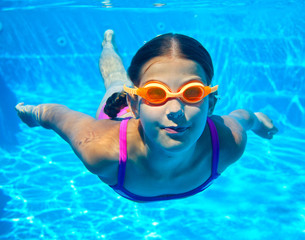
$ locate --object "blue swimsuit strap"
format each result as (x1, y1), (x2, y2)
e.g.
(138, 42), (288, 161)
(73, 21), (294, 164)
(207, 117), (220, 177)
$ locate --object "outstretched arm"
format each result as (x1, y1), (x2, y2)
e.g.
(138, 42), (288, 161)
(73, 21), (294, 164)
(15, 103), (117, 175)
(15, 103), (95, 142)
(212, 109), (278, 172)
(228, 109), (278, 139)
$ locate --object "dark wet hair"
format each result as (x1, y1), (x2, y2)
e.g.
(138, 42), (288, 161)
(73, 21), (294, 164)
(104, 33), (214, 118)
(128, 33), (213, 86)
(103, 91), (128, 118)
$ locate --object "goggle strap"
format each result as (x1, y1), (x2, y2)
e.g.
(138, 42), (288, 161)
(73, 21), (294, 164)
(210, 85), (218, 93)
(123, 85), (138, 95)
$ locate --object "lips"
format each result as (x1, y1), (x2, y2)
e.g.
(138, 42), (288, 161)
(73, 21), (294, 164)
(162, 126), (190, 134)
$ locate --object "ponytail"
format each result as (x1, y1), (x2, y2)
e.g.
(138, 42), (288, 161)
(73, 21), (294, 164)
(104, 91), (128, 118)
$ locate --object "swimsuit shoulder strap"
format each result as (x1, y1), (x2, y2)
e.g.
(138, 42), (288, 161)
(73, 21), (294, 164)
(207, 117), (220, 178)
(116, 118), (130, 187)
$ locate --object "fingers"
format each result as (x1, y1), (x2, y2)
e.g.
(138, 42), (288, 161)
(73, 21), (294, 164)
(15, 102), (25, 111)
(15, 103), (36, 113)
(254, 112), (279, 140)
(265, 126), (279, 139)
(15, 102), (33, 117)
(270, 126), (279, 135)
(266, 132), (274, 139)
(15, 103), (39, 127)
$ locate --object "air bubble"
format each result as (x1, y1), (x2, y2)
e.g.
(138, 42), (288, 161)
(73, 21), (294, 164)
(57, 36), (67, 47)
(157, 22), (165, 31)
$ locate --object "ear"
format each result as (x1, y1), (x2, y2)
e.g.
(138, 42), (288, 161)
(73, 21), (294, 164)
(208, 92), (218, 116)
(126, 93), (140, 119)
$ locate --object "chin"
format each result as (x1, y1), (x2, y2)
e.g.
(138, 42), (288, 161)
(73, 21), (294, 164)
(159, 138), (194, 154)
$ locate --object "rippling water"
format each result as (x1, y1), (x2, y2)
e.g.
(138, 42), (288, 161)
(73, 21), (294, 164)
(1, 1), (305, 239)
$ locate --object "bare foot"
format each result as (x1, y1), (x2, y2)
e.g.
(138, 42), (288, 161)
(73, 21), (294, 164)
(102, 29), (114, 47)
(102, 29), (120, 53)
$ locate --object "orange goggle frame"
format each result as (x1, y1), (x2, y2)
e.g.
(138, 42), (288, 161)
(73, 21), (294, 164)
(123, 81), (218, 105)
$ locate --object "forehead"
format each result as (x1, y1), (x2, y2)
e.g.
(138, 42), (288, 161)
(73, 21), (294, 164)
(139, 57), (207, 86)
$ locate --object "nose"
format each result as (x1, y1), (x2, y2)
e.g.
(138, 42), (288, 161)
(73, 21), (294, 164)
(166, 99), (184, 120)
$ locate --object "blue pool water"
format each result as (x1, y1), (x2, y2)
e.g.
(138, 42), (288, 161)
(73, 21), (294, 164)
(1, 1), (305, 239)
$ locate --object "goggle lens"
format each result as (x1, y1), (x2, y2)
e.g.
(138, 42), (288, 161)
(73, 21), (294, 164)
(147, 87), (167, 103)
(183, 86), (204, 102)
(146, 86), (204, 104)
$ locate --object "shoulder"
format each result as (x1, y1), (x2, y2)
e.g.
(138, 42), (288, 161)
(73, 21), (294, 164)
(73, 119), (121, 176)
(74, 118), (143, 184)
(210, 115), (247, 172)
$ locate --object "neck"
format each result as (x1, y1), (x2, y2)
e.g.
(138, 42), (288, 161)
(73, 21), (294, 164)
(143, 139), (197, 179)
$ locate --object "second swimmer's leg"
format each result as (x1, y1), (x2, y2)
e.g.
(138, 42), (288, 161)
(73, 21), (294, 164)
(96, 30), (132, 119)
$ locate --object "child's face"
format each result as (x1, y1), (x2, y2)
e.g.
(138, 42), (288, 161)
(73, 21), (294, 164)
(135, 56), (210, 153)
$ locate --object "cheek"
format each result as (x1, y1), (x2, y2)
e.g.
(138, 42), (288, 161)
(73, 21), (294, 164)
(139, 103), (164, 122)
(186, 100), (208, 119)
(138, 103), (164, 137)
(185, 101), (209, 132)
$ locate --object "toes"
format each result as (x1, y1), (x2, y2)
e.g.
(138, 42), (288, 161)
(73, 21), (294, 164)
(102, 29), (115, 47)
(105, 29), (114, 40)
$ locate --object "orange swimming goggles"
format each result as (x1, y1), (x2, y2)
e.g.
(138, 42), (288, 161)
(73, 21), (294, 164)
(123, 81), (218, 105)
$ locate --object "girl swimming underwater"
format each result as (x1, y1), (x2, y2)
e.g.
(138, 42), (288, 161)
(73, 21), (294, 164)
(15, 30), (278, 202)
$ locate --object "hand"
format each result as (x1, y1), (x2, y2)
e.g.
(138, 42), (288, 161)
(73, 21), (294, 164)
(252, 112), (278, 139)
(15, 103), (39, 127)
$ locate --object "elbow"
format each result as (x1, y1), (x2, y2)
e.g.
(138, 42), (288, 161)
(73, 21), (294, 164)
(80, 154), (104, 175)
(81, 154), (114, 176)
(85, 163), (102, 175)
(229, 110), (255, 131)
(232, 130), (247, 162)
(81, 156), (99, 174)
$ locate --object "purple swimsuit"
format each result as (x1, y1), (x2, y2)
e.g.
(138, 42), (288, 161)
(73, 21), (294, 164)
(99, 107), (220, 202)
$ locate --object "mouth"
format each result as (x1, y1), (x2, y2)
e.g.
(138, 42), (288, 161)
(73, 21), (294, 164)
(161, 126), (190, 134)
